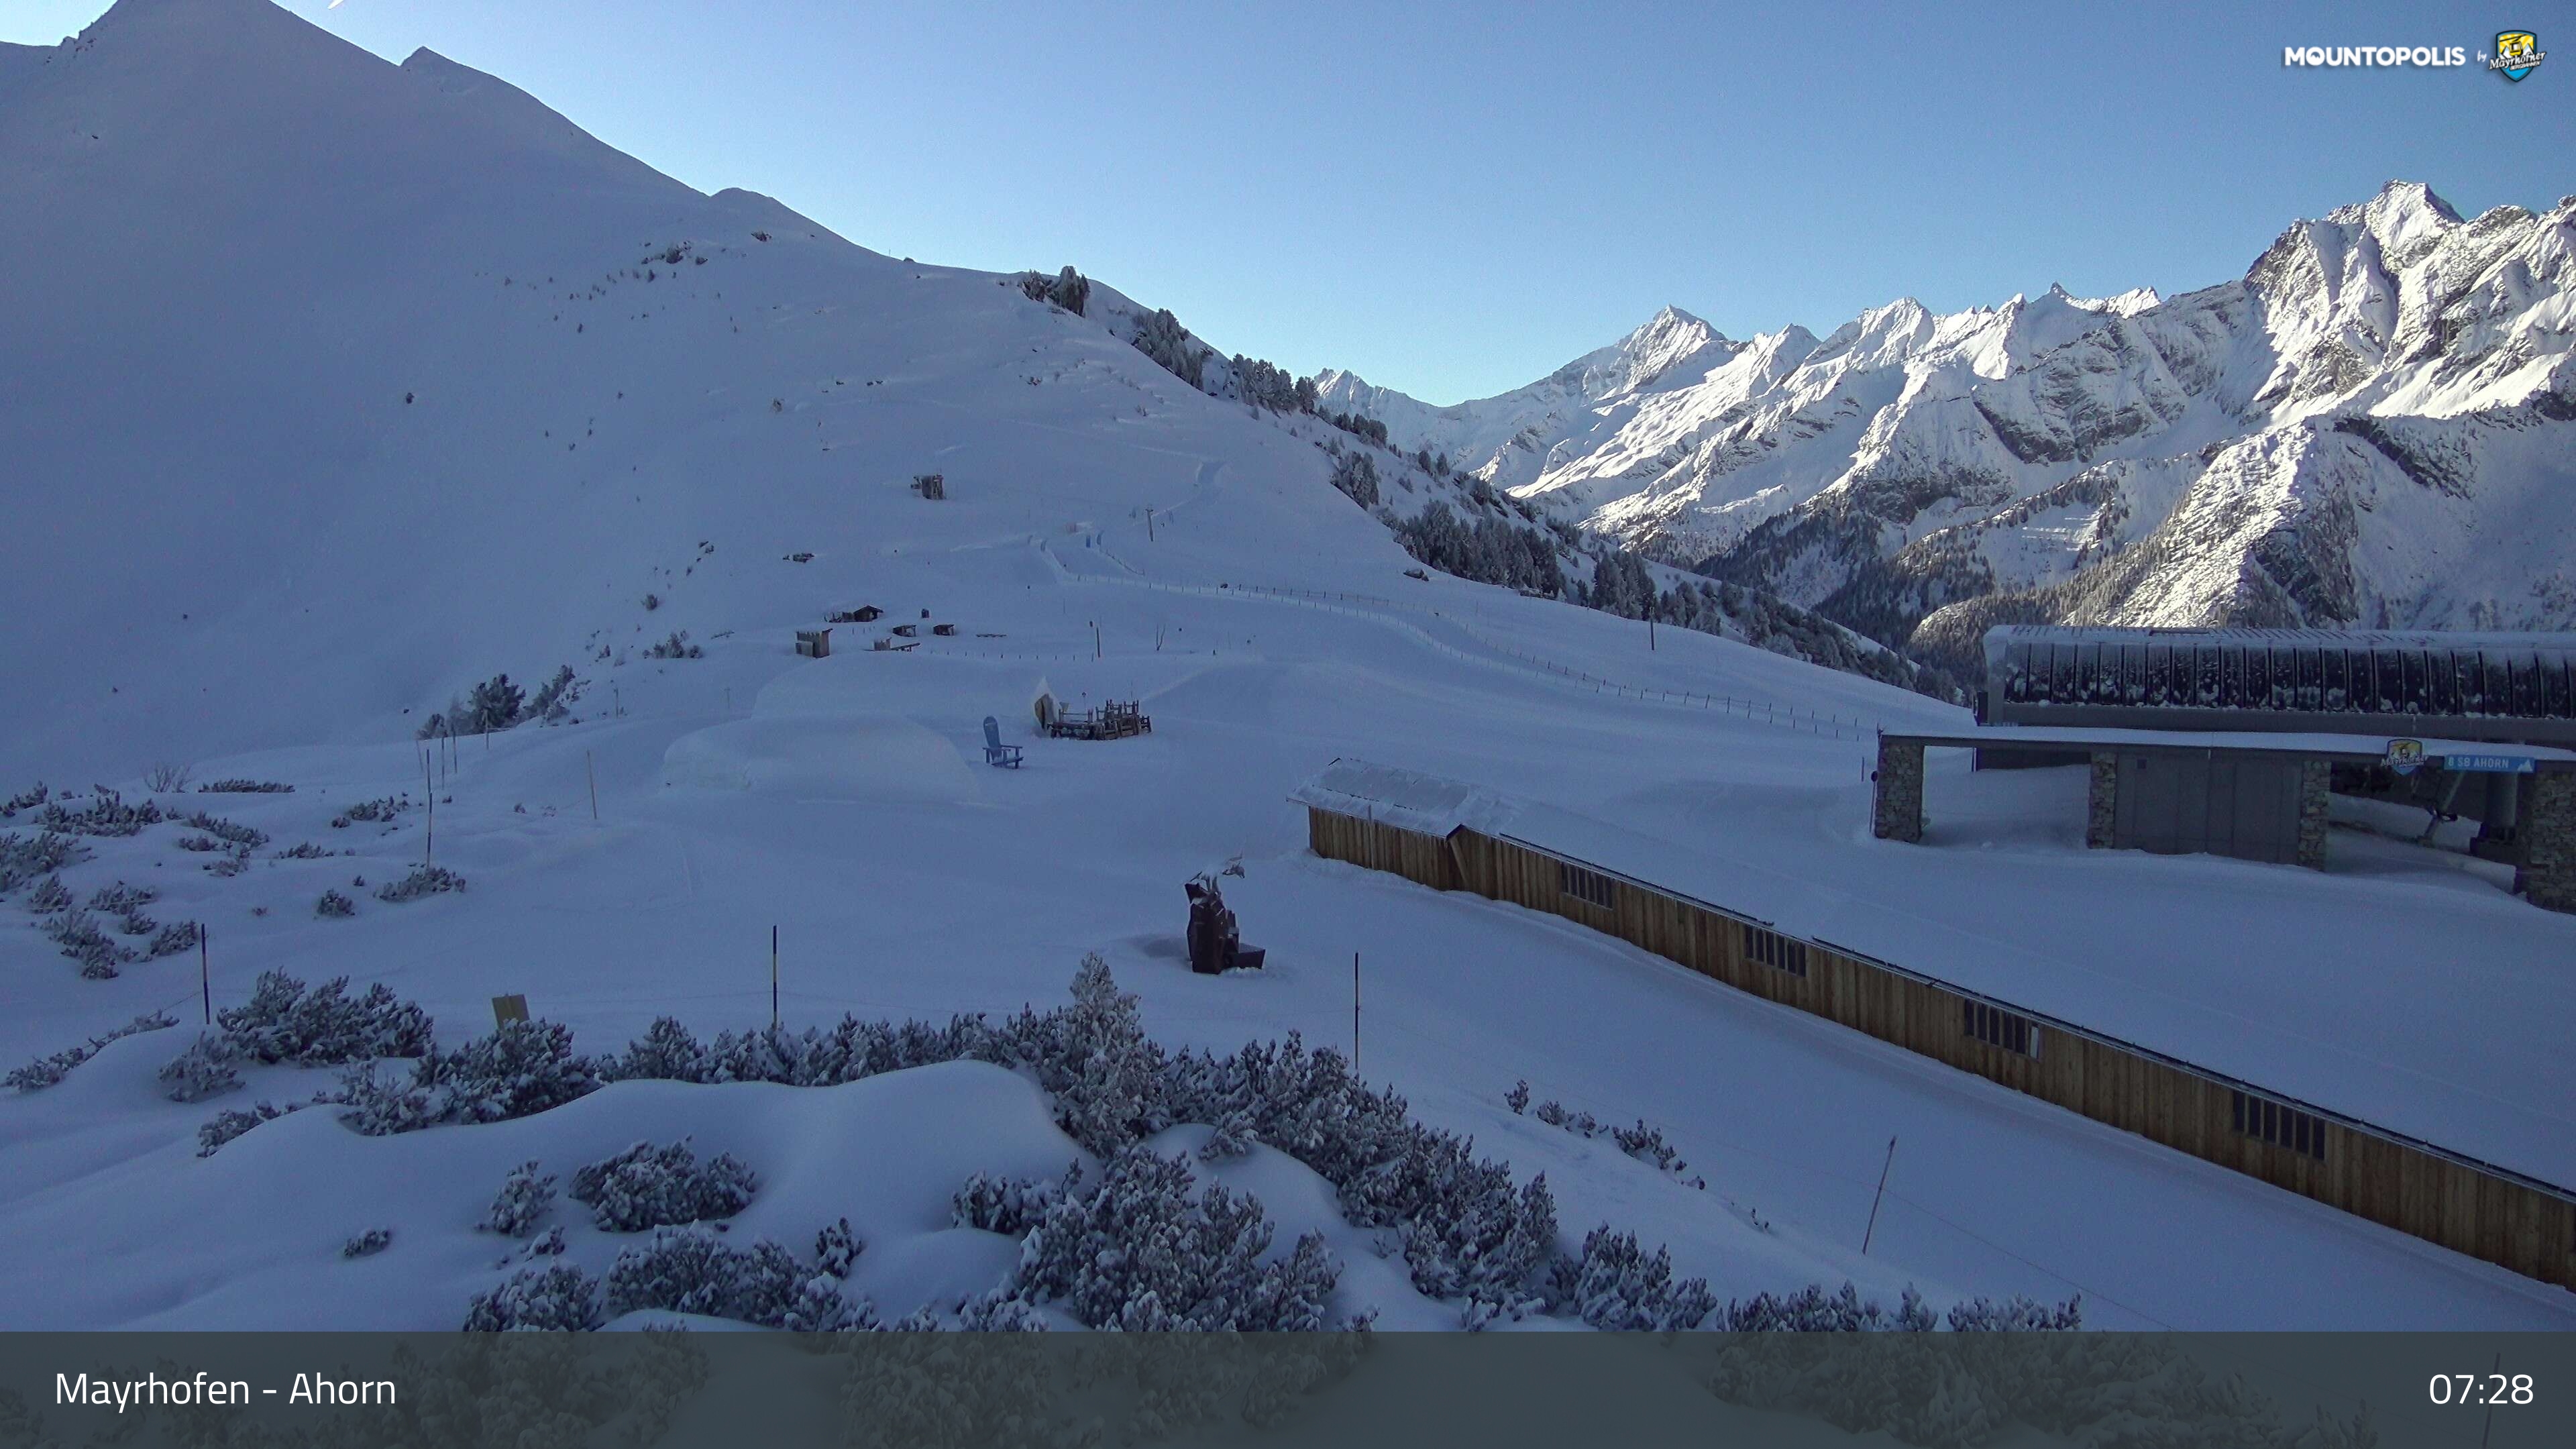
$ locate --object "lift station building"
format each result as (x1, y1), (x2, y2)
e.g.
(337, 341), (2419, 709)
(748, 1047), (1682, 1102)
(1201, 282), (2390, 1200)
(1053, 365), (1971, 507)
(1870, 626), (2576, 912)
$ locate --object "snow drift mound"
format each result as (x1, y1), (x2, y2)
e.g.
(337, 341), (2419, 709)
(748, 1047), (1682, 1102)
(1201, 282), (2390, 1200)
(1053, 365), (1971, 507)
(660, 716), (980, 804)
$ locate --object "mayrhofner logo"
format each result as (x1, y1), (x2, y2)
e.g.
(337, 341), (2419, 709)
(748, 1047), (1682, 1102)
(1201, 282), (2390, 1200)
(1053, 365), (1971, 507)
(2282, 44), (2469, 68)
(2485, 30), (2544, 80)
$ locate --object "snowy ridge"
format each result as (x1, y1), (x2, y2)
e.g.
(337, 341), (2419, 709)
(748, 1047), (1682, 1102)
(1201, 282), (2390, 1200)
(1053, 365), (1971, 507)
(1332, 184), (2576, 680)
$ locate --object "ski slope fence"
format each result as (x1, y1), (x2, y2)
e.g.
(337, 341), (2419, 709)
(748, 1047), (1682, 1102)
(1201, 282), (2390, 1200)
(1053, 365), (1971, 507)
(1303, 804), (2576, 1295)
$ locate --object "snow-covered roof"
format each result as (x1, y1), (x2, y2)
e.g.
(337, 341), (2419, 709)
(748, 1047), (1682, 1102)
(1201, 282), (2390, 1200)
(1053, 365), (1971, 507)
(1986, 624), (2576, 659)
(1884, 724), (2576, 763)
(1289, 757), (1517, 838)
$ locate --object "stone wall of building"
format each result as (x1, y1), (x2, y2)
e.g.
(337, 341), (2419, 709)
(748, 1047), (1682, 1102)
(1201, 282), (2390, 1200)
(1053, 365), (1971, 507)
(1872, 739), (1924, 843)
(2086, 751), (2119, 850)
(2296, 759), (2332, 868)
(2522, 770), (2576, 914)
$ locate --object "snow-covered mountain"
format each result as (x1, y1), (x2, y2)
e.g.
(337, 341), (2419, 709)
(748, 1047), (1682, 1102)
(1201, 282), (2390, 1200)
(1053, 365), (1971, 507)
(1335, 183), (2576, 682)
(0, 0), (1418, 782)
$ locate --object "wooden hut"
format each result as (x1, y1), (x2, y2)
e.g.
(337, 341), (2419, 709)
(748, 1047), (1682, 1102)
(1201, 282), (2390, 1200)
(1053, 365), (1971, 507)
(793, 628), (831, 659)
(1289, 757), (2576, 1293)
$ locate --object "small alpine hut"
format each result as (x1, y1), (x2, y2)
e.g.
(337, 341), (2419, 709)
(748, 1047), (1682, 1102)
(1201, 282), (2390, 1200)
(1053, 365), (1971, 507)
(794, 627), (832, 659)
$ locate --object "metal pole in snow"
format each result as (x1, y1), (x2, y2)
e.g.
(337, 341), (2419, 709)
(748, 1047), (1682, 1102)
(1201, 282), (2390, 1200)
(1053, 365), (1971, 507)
(771, 925), (780, 1031)
(423, 749), (434, 864)
(1862, 1136), (1898, 1254)
(1352, 952), (1360, 1077)
(586, 751), (599, 822)
(199, 925), (210, 1026)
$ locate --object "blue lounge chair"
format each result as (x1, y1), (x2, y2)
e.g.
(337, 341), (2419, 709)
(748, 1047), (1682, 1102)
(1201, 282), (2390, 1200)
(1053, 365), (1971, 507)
(983, 716), (1023, 769)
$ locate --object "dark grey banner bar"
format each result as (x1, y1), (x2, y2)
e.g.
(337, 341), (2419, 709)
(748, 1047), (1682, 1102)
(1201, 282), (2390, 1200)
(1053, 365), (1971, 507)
(5, 1332), (2570, 1447)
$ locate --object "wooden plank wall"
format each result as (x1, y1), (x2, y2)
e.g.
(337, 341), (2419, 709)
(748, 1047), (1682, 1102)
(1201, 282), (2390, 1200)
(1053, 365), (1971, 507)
(1307, 806), (2576, 1293)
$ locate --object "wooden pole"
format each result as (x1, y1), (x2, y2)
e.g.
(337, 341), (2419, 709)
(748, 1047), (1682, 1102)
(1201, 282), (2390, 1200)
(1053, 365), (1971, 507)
(586, 751), (599, 821)
(771, 925), (780, 1030)
(423, 749), (434, 863)
(199, 924), (210, 1026)
(1862, 1136), (1898, 1254)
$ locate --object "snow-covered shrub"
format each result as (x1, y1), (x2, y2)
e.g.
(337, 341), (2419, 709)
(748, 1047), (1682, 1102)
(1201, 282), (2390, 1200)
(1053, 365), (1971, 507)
(342, 1228), (393, 1259)
(1946, 1295), (2084, 1331)
(146, 920), (199, 958)
(1505, 1079), (1530, 1114)
(1197, 1107), (1258, 1162)
(25, 873), (73, 913)
(195, 1100), (301, 1155)
(329, 796), (408, 828)
(275, 841), (331, 860)
(376, 864), (466, 902)
(115, 909), (158, 936)
(814, 1218), (861, 1279)
(599, 1017), (708, 1081)
(1611, 1119), (1682, 1172)
(47, 911), (136, 977)
(6, 1011), (177, 1092)
(143, 762), (195, 793)
(174, 834), (220, 852)
(1002, 1146), (1338, 1331)
(1551, 1226), (1716, 1331)
(315, 889), (356, 918)
(1008, 953), (1170, 1155)
(484, 1161), (559, 1237)
(601, 1228), (865, 1330)
(1, 782), (48, 817)
(158, 1033), (244, 1103)
(424, 1019), (598, 1124)
(1399, 1174), (1559, 1326)
(569, 1138), (756, 1231)
(951, 1170), (1065, 1238)
(217, 970), (432, 1064)
(1016, 265), (1090, 315)
(37, 789), (162, 837)
(180, 810), (266, 850)
(1704, 1295), (2330, 1449)
(644, 631), (703, 659)
(524, 665), (584, 723)
(198, 779), (292, 794)
(0, 832), (87, 895)
(463, 1264), (602, 1332)
(87, 881), (156, 914)
(203, 851), (249, 877)
(1715, 1281), (1945, 1332)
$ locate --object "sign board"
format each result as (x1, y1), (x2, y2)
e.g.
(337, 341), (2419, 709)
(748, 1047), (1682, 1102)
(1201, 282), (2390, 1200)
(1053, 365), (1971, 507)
(2383, 739), (2426, 776)
(491, 994), (529, 1026)
(2440, 753), (2537, 774)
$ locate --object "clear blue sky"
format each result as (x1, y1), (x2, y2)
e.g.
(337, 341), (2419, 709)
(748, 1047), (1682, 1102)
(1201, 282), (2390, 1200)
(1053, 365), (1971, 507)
(13, 1), (2570, 403)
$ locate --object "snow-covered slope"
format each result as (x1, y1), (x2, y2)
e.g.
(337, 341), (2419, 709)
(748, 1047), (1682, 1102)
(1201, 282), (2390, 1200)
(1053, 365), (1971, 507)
(1336, 184), (2576, 680)
(6, 0), (2573, 1338)
(0, 0), (1405, 784)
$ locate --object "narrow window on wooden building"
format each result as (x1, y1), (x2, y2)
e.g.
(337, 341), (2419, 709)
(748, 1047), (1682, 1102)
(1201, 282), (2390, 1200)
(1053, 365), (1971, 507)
(1557, 861), (1616, 910)
(1960, 998), (2041, 1059)
(2230, 1089), (2326, 1161)
(1745, 926), (1807, 978)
